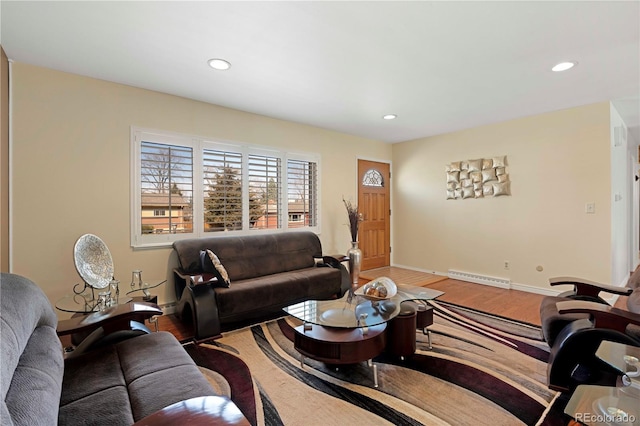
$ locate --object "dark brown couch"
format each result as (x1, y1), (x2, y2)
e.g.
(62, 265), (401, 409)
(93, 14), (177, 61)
(172, 231), (350, 340)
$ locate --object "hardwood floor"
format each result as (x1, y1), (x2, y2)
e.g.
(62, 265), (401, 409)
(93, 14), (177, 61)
(426, 278), (545, 325)
(359, 267), (447, 287)
(156, 269), (556, 340)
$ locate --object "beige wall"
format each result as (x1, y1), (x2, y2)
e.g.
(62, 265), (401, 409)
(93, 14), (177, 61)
(391, 103), (612, 291)
(11, 63), (391, 314)
(1, 46), (8, 272)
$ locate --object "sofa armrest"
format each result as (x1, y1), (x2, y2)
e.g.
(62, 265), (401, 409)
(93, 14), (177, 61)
(173, 268), (218, 286)
(550, 276), (633, 298)
(556, 300), (640, 333)
(173, 268), (220, 300)
(328, 254), (349, 262)
(318, 254), (349, 268)
(316, 254), (351, 296)
(190, 273), (220, 285)
(132, 396), (250, 426)
(57, 302), (162, 336)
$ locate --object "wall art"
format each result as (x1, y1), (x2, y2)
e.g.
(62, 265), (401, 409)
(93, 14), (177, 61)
(446, 155), (510, 200)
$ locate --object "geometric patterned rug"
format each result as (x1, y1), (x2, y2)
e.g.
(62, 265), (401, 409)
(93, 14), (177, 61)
(184, 301), (566, 425)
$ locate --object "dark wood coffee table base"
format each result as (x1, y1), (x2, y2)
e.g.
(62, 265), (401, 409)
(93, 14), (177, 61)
(293, 323), (386, 387)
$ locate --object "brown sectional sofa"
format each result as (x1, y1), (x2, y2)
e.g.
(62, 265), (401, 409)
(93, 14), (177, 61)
(173, 231), (350, 340)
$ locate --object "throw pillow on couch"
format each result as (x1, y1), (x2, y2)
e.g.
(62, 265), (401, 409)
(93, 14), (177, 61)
(199, 249), (231, 287)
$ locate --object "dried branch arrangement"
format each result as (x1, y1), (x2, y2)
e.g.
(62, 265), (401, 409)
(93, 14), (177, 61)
(343, 197), (361, 242)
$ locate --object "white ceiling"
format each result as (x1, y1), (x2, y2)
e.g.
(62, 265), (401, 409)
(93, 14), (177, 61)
(1, 1), (639, 144)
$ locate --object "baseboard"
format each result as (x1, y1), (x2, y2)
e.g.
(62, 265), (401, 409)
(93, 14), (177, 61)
(448, 269), (511, 289)
(390, 263), (448, 277)
(450, 274), (619, 302)
(390, 265), (625, 303)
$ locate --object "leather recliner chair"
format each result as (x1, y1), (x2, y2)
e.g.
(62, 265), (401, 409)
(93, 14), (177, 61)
(539, 277), (633, 347)
(539, 274), (640, 392)
(545, 299), (640, 392)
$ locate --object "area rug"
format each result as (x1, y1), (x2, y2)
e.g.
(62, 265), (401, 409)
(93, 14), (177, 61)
(183, 301), (565, 426)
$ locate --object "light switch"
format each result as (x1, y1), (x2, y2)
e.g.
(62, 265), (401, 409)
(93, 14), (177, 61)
(585, 203), (595, 214)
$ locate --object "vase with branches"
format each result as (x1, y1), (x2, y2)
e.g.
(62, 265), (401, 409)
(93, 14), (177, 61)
(343, 198), (362, 242)
(343, 197), (363, 287)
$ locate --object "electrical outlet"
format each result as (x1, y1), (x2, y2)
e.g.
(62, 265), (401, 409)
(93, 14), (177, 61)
(504, 261), (509, 270)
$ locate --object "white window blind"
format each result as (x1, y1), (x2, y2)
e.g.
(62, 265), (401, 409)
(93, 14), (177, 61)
(139, 140), (193, 236)
(287, 159), (317, 228)
(249, 153), (282, 230)
(203, 148), (243, 232)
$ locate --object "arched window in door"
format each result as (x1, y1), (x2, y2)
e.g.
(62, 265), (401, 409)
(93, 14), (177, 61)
(362, 169), (384, 187)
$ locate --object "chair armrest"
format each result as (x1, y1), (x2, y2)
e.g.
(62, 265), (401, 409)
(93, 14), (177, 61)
(57, 302), (162, 336)
(550, 276), (633, 297)
(132, 396), (250, 426)
(556, 300), (640, 333)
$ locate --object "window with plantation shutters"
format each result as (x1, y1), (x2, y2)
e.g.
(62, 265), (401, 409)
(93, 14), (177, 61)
(138, 140), (194, 239)
(287, 159), (317, 228)
(249, 153), (281, 230)
(131, 127), (320, 248)
(203, 148), (243, 232)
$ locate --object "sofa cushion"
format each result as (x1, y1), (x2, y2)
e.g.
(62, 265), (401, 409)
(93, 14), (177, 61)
(540, 295), (589, 346)
(173, 232), (322, 279)
(215, 267), (341, 321)
(59, 387), (133, 426)
(60, 332), (217, 424)
(1, 273), (63, 426)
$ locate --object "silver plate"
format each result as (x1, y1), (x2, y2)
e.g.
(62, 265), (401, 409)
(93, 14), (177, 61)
(73, 234), (114, 289)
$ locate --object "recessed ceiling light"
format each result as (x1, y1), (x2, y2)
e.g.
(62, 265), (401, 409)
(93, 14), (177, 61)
(208, 58), (231, 71)
(383, 114), (397, 120)
(552, 61), (577, 72)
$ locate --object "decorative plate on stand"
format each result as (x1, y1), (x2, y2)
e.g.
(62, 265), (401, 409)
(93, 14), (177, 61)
(73, 234), (114, 289)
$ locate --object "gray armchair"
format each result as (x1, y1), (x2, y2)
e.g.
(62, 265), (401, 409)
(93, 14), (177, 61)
(1, 273), (63, 425)
(1, 273), (248, 425)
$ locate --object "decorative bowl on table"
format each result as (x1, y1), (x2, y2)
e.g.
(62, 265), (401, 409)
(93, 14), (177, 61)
(73, 234), (114, 289)
(355, 276), (398, 301)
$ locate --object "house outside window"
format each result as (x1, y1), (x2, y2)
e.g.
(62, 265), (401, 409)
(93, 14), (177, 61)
(131, 127), (320, 248)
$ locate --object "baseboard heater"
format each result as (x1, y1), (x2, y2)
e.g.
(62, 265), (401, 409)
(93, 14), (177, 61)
(159, 302), (177, 315)
(447, 269), (511, 289)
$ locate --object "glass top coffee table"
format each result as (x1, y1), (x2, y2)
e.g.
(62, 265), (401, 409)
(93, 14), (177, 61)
(284, 283), (443, 328)
(283, 284), (443, 387)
